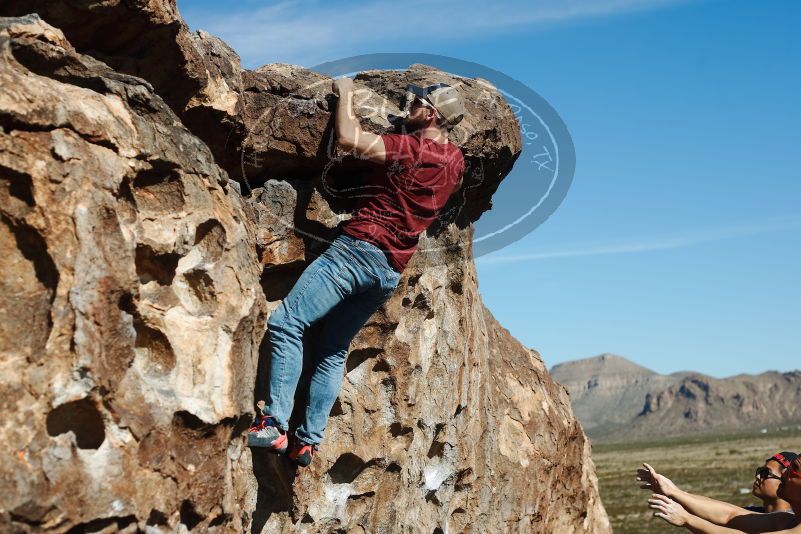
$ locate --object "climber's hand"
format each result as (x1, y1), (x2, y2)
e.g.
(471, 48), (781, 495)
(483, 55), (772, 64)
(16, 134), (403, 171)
(648, 494), (690, 526)
(637, 463), (679, 498)
(332, 77), (354, 96)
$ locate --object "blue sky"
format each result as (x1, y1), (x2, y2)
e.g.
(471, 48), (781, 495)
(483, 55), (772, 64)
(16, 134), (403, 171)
(180, 0), (800, 377)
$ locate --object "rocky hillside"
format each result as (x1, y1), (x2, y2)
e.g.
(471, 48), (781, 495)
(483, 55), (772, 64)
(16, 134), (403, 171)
(551, 354), (801, 442)
(550, 354), (680, 436)
(0, 4), (609, 533)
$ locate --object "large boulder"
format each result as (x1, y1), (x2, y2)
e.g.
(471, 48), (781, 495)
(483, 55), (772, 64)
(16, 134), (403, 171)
(0, 1), (521, 227)
(0, 15), (266, 531)
(0, 0), (234, 120)
(258, 223), (611, 532)
(0, 11), (610, 534)
(0, 0), (248, 179)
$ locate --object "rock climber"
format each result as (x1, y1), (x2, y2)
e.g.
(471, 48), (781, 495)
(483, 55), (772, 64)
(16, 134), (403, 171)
(247, 77), (467, 467)
(638, 452), (801, 532)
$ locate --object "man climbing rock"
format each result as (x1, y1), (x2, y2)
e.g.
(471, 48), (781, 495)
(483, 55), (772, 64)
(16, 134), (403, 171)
(247, 77), (467, 467)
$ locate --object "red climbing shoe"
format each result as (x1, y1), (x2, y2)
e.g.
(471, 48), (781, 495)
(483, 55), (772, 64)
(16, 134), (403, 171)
(287, 435), (318, 467)
(247, 413), (288, 453)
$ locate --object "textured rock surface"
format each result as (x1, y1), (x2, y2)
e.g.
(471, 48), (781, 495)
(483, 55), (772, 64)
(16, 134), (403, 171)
(0, 0), (225, 118)
(632, 371), (801, 440)
(0, 0), (521, 226)
(245, 226), (610, 533)
(205, 61), (522, 229)
(0, 12), (610, 534)
(0, 0), (247, 177)
(0, 15), (265, 531)
(551, 354), (801, 442)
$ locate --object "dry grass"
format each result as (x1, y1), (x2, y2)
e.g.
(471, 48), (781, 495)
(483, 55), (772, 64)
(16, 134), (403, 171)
(592, 428), (801, 534)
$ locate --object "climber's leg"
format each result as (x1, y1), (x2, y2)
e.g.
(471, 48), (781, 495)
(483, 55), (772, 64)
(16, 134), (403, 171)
(262, 233), (388, 432)
(295, 242), (401, 446)
(263, 238), (353, 430)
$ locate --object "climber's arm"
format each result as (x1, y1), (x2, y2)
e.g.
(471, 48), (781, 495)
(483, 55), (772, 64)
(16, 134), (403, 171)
(332, 77), (386, 164)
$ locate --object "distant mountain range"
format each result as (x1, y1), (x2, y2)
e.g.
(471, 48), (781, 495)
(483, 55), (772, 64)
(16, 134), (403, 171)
(550, 354), (801, 442)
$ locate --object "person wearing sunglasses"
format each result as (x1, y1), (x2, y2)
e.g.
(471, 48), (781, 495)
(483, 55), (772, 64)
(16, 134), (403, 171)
(247, 77), (467, 466)
(638, 452), (801, 532)
(746, 454), (796, 513)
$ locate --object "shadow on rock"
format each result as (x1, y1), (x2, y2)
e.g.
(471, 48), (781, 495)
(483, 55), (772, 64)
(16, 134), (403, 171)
(250, 452), (298, 533)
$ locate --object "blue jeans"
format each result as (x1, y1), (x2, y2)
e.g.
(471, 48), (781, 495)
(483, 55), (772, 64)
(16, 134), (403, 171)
(263, 232), (401, 445)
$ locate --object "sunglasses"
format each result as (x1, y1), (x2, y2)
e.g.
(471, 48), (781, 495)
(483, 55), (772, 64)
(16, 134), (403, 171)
(411, 96), (445, 123)
(412, 97), (445, 119)
(755, 467), (782, 481)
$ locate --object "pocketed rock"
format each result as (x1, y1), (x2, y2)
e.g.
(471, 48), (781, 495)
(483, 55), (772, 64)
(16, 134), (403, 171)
(258, 225), (611, 533)
(0, 1), (522, 227)
(0, 15), (265, 531)
(0, 0), (248, 176)
(0, 0), (230, 119)
(201, 60), (523, 230)
(0, 13), (610, 534)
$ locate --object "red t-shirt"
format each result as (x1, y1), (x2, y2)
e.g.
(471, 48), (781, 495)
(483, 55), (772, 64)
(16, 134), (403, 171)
(341, 133), (465, 272)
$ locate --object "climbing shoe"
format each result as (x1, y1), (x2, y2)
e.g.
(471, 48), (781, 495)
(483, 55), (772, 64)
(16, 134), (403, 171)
(247, 413), (288, 453)
(287, 435), (318, 467)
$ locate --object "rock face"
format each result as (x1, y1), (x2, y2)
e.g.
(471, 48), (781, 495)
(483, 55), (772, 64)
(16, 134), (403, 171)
(0, 14), (266, 531)
(482, 312), (609, 533)
(551, 354), (801, 442)
(0, 11), (609, 534)
(2, 1), (519, 227)
(0, 0), (234, 123)
(247, 231), (610, 533)
(633, 371), (801, 440)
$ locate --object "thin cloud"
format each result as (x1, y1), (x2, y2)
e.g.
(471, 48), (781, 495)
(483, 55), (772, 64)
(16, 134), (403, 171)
(476, 217), (801, 265)
(182, 0), (693, 68)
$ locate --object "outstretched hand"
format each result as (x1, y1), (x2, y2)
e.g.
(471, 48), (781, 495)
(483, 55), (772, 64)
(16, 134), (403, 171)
(637, 463), (679, 497)
(648, 493), (690, 526)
